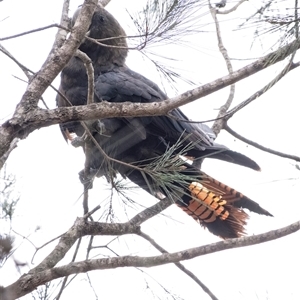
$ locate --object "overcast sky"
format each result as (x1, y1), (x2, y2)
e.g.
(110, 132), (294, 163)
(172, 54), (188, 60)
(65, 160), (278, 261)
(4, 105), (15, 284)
(1, 0), (300, 299)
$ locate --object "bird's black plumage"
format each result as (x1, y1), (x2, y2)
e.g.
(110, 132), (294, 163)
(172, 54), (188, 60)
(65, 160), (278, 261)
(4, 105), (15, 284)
(57, 6), (272, 239)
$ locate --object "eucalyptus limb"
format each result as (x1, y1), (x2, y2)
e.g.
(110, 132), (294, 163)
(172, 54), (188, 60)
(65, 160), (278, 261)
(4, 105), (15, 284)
(3, 218), (300, 300)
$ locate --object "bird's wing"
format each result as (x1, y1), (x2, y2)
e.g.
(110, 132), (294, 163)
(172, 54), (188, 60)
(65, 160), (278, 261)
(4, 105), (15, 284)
(94, 67), (260, 170)
(95, 67), (214, 148)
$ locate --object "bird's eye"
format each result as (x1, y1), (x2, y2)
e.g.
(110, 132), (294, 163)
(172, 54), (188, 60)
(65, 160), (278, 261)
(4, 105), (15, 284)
(96, 14), (105, 23)
(91, 14), (105, 27)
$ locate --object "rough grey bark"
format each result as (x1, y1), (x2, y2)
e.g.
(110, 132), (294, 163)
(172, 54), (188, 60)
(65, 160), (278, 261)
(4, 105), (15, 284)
(0, 0), (99, 167)
(3, 217), (300, 300)
(1, 36), (300, 165)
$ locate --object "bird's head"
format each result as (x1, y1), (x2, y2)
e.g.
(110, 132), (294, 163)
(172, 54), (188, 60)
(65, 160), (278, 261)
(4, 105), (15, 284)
(72, 5), (128, 67)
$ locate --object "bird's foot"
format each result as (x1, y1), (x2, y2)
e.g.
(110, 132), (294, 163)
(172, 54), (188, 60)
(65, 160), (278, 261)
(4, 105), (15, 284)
(78, 168), (100, 189)
(93, 120), (106, 135)
(71, 136), (85, 148)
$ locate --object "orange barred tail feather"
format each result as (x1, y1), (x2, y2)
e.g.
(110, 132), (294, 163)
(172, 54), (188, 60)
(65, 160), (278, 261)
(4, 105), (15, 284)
(177, 182), (248, 239)
(201, 174), (273, 217)
(176, 176), (272, 239)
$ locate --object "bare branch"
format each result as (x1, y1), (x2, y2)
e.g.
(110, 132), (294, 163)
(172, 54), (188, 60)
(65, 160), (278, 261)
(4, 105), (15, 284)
(0, 0), (99, 168)
(98, 0), (111, 7)
(0, 24), (70, 41)
(31, 234), (63, 265)
(2, 34), (300, 164)
(139, 231), (219, 300)
(52, 0), (71, 50)
(0, 44), (51, 110)
(83, 182), (90, 214)
(224, 61), (300, 121)
(4, 219), (300, 300)
(217, 0), (248, 14)
(84, 205), (101, 219)
(209, 4), (235, 136)
(224, 124), (300, 162)
(29, 218), (139, 275)
(27, 199), (173, 277)
(129, 198), (174, 226)
(0, 44), (33, 78)
(55, 237), (82, 300)
(0, 138), (19, 169)
(75, 50), (94, 105)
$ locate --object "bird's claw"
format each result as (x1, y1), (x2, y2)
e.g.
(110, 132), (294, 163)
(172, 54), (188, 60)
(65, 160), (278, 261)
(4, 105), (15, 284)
(71, 136), (85, 148)
(78, 168), (99, 189)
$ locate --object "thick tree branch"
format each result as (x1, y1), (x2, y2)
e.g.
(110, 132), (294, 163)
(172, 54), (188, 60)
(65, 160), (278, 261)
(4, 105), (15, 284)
(4, 219), (300, 300)
(27, 199), (172, 277)
(99, 0), (111, 7)
(0, 0), (98, 168)
(2, 35), (300, 163)
(52, 0), (71, 50)
(0, 138), (19, 169)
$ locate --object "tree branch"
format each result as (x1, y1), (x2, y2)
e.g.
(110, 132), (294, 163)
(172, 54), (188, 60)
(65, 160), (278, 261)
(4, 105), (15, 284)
(52, 0), (71, 50)
(2, 34), (300, 164)
(138, 231), (219, 300)
(0, 24), (70, 42)
(129, 198), (174, 226)
(29, 218), (140, 275)
(99, 0), (111, 7)
(0, 0), (98, 167)
(224, 60), (300, 121)
(75, 50), (94, 105)
(209, 4), (235, 136)
(0, 44), (32, 78)
(216, 0), (248, 14)
(4, 219), (300, 300)
(0, 138), (19, 169)
(225, 124), (300, 162)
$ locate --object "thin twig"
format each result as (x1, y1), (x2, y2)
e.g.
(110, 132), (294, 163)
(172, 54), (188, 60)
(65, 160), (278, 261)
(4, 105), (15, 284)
(31, 234), (64, 265)
(83, 187), (90, 214)
(209, 4), (235, 136)
(75, 50), (94, 105)
(86, 273), (99, 300)
(0, 44), (32, 78)
(225, 124), (300, 162)
(0, 24), (70, 41)
(55, 237), (82, 300)
(224, 61), (300, 121)
(138, 231), (219, 300)
(217, 0), (248, 14)
(85, 36), (145, 50)
(129, 198), (174, 227)
(83, 205), (101, 219)
(5, 219), (300, 299)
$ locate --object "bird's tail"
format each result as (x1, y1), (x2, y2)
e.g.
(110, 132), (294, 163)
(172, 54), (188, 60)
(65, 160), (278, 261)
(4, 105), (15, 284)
(196, 148), (261, 171)
(176, 172), (273, 239)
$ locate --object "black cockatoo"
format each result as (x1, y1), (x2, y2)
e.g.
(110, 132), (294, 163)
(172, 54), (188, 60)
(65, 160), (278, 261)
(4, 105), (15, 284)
(57, 5), (272, 239)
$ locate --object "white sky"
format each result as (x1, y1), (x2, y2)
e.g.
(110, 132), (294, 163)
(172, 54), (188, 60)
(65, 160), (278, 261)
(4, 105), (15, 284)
(1, 0), (300, 299)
